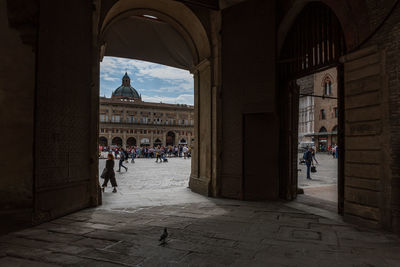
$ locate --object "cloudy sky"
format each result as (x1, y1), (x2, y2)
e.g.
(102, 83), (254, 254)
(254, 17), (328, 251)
(100, 57), (194, 105)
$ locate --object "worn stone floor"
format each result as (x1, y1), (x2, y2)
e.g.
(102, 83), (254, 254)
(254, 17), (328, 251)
(1, 158), (400, 266)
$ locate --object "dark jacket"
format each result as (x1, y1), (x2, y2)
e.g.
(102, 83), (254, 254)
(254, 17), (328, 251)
(304, 151), (313, 165)
(104, 159), (115, 178)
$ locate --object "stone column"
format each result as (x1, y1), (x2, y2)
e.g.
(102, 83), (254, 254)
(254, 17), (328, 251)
(122, 130), (127, 148)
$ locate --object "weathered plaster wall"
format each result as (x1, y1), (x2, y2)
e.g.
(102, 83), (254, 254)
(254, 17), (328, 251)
(220, 0), (278, 199)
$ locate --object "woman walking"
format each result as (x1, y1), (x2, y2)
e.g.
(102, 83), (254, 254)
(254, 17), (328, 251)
(101, 153), (118, 193)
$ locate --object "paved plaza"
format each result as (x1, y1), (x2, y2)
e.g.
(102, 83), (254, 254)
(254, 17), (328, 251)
(297, 153), (338, 204)
(1, 157), (400, 266)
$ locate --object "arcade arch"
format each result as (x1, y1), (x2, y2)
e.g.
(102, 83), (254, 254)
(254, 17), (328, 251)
(127, 137), (137, 147)
(98, 0), (213, 196)
(166, 131), (176, 146)
(99, 136), (108, 147)
(278, 2), (345, 211)
(112, 137), (123, 147)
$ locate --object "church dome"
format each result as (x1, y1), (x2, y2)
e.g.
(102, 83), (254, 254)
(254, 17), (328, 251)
(112, 72), (141, 99)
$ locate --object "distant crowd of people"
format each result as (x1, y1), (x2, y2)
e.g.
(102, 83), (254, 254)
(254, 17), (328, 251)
(100, 145), (192, 161)
(318, 144), (339, 158)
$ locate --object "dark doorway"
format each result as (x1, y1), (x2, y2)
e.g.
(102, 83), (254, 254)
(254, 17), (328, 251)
(166, 131), (175, 146)
(243, 113), (279, 200)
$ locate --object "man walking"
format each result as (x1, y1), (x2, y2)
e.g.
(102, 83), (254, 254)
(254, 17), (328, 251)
(304, 147), (313, 180)
(117, 148), (128, 172)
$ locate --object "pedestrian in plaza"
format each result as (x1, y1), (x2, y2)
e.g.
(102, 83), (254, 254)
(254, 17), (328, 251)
(179, 145), (183, 157)
(117, 149), (128, 172)
(304, 147), (314, 180)
(155, 146), (162, 163)
(101, 153), (117, 193)
(332, 144), (337, 159)
(183, 145), (189, 159)
(335, 145), (339, 159)
(131, 147), (135, 163)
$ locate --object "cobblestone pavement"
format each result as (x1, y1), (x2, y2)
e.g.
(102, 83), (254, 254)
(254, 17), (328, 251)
(298, 153), (338, 203)
(1, 158), (400, 266)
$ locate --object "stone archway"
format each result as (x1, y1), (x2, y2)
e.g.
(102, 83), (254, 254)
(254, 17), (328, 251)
(98, 0), (214, 196)
(126, 137), (136, 147)
(166, 131), (175, 146)
(278, 2), (346, 205)
(112, 137), (123, 147)
(99, 136), (108, 147)
(179, 138), (187, 145)
(154, 138), (162, 147)
(99, 0), (214, 195)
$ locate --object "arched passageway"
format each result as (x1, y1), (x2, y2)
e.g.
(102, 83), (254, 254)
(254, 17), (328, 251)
(154, 138), (162, 146)
(99, 136), (108, 147)
(126, 137), (136, 147)
(278, 2), (346, 211)
(166, 131), (175, 146)
(179, 138), (187, 145)
(112, 137), (123, 147)
(99, 0), (213, 197)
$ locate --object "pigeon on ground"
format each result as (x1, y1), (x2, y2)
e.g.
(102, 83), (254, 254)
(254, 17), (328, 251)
(159, 228), (168, 245)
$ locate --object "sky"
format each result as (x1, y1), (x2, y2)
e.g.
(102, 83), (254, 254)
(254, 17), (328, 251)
(100, 57), (194, 105)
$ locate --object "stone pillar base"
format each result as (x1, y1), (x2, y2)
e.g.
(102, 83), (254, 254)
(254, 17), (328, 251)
(189, 174), (210, 197)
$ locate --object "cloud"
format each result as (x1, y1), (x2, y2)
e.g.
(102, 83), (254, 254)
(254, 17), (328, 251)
(100, 57), (194, 105)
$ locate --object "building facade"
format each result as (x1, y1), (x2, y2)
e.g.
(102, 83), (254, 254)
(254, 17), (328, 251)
(99, 73), (194, 148)
(298, 68), (338, 151)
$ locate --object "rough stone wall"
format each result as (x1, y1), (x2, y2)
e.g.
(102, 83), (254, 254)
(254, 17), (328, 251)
(361, 2), (400, 233)
(0, 0), (35, 218)
(33, 0), (96, 222)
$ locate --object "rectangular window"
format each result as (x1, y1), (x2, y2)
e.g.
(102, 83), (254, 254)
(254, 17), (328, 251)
(321, 109), (326, 120)
(334, 107), (338, 118)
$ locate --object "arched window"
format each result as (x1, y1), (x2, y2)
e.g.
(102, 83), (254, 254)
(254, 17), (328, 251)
(323, 76), (332, 96)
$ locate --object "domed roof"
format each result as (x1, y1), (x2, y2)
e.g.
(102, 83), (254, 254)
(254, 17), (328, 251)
(112, 85), (140, 98)
(112, 72), (141, 99)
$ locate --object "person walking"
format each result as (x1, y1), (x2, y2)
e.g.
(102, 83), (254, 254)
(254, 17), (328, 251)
(183, 145), (189, 159)
(101, 153), (118, 193)
(131, 147), (135, 163)
(116, 149), (128, 172)
(155, 146), (161, 163)
(304, 147), (314, 180)
(332, 144), (337, 158)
